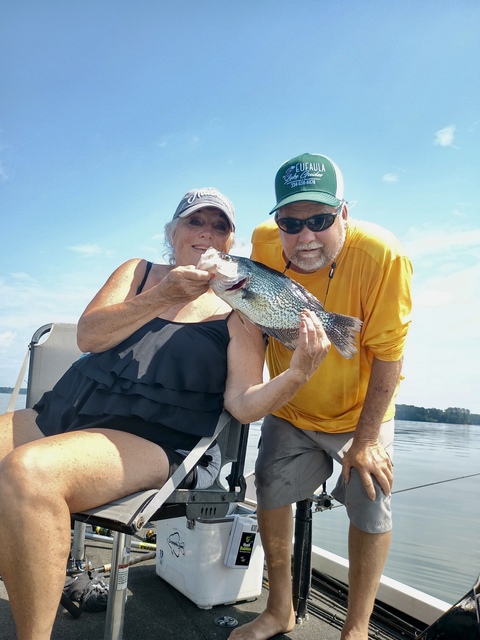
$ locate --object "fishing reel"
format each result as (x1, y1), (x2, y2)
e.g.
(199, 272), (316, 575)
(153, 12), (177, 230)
(312, 483), (334, 512)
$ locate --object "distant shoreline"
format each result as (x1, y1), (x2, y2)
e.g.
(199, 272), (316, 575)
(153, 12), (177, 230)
(0, 387), (27, 395)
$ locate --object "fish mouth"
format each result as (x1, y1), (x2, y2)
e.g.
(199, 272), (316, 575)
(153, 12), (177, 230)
(226, 277), (247, 291)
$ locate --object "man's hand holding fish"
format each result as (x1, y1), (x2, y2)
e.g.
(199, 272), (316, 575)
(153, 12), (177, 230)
(289, 309), (331, 383)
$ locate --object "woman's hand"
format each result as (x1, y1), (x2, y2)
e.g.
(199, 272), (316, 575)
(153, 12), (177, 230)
(154, 266), (212, 307)
(289, 309), (331, 382)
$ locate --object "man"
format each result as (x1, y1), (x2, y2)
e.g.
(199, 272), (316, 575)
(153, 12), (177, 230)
(230, 152), (412, 640)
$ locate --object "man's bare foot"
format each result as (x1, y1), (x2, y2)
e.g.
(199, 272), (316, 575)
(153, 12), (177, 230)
(228, 609), (296, 640)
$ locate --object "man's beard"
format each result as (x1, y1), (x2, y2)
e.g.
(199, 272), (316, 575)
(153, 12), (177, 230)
(287, 219), (347, 273)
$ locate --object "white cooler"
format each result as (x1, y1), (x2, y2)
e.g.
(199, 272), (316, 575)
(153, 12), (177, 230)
(155, 509), (264, 609)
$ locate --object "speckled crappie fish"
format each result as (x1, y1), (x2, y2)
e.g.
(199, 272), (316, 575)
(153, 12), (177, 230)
(197, 248), (362, 359)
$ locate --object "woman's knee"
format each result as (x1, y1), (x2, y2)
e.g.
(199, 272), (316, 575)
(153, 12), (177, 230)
(0, 409), (44, 462)
(0, 445), (57, 502)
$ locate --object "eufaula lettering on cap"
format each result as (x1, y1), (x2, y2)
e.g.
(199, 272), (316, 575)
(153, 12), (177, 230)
(284, 161), (328, 185)
(174, 187), (236, 230)
(269, 153), (344, 215)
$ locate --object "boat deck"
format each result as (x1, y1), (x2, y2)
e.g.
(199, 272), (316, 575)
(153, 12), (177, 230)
(0, 530), (423, 640)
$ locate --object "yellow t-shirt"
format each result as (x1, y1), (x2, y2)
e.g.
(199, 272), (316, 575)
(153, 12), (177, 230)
(251, 218), (413, 433)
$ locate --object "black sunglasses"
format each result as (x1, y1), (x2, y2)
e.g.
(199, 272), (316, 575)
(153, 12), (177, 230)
(275, 202), (344, 235)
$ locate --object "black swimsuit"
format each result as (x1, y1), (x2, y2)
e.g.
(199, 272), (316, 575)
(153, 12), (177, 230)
(34, 260), (230, 485)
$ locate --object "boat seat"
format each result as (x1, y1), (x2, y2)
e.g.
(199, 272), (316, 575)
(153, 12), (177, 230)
(24, 322), (249, 640)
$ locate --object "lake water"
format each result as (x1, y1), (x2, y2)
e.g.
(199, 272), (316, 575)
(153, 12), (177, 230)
(2, 392), (479, 605)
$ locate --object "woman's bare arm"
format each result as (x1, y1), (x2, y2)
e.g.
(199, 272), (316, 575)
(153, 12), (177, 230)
(223, 310), (330, 424)
(77, 259), (212, 353)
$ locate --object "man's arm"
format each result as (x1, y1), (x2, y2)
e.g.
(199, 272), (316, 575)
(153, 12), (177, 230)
(342, 356), (403, 499)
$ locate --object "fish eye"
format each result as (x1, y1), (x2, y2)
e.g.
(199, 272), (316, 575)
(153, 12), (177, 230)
(221, 253), (232, 261)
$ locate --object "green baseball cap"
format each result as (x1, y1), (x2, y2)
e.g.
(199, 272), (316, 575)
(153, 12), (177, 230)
(269, 152), (344, 214)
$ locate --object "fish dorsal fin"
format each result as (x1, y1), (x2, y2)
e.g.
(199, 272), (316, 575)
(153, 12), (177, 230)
(287, 279), (326, 312)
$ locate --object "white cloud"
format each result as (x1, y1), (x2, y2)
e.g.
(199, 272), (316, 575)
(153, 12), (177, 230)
(68, 244), (116, 258)
(0, 162), (8, 182)
(398, 223), (480, 413)
(0, 271), (102, 386)
(0, 331), (15, 350)
(403, 225), (480, 261)
(383, 173), (398, 183)
(155, 134), (173, 148)
(68, 244), (102, 255)
(434, 124), (456, 147)
(11, 272), (35, 281)
(414, 289), (453, 307)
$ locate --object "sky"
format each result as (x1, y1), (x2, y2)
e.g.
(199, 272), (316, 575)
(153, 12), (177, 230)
(1, 1), (479, 414)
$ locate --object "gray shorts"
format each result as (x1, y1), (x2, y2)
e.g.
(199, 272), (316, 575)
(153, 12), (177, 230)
(254, 415), (394, 534)
(168, 443), (222, 490)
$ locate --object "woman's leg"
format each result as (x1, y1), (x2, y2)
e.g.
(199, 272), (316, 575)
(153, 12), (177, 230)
(0, 427), (170, 640)
(0, 409), (45, 460)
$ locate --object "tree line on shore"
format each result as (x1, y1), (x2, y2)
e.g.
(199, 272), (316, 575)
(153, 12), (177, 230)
(396, 404), (480, 425)
(1, 388), (478, 426)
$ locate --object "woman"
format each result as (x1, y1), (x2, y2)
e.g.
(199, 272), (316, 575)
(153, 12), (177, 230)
(0, 187), (330, 640)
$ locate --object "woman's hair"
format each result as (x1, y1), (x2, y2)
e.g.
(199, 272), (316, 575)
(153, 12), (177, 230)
(163, 218), (179, 265)
(163, 217), (235, 265)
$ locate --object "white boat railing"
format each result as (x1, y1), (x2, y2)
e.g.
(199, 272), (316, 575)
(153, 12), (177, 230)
(310, 545), (449, 625)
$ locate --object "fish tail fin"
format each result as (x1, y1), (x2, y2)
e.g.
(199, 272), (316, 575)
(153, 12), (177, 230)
(325, 313), (363, 359)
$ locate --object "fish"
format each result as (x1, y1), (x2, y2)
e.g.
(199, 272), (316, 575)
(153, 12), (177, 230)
(197, 247), (362, 359)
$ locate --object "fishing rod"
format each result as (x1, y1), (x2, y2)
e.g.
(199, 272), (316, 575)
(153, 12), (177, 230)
(313, 472), (480, 512)
(80, 530), (156, 551)
(391, 471), (480, 495)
